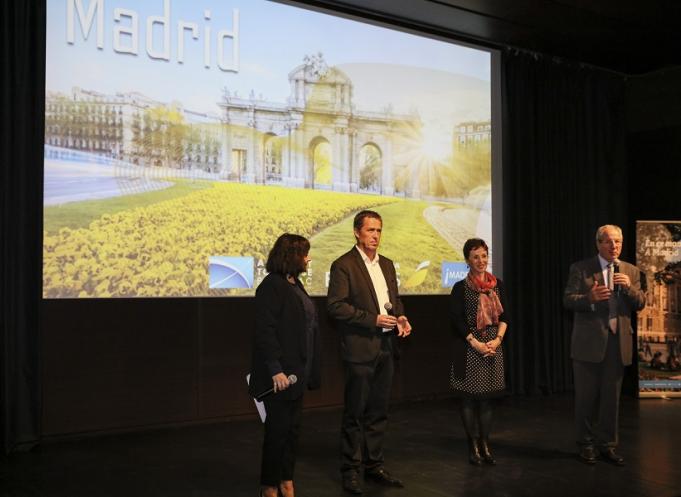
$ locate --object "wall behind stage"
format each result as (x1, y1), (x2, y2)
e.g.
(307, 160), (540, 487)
(41, 296), (451, 436)
(626, 67), (681, 221)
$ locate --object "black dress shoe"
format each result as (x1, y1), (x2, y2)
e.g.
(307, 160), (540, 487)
(600, 447), (625, 466)
(479, 438), (497, 465)
(342, 473), (363, 494)
(578, 445), (597, 465)
(364, 468), (404, 487)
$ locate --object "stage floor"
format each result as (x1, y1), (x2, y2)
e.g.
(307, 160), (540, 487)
(3, 394), (681, 497)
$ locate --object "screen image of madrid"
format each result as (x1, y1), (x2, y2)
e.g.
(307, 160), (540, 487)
(43, 0), (493, 297)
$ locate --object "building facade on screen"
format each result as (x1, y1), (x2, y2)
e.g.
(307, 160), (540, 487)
(453, 121), (491, 145)
(218, 54), (420, 195)
(45, 55), (438, 197)
(45, 87), (224, 173)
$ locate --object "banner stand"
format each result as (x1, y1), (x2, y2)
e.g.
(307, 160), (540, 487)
(636, 220), (681, 398)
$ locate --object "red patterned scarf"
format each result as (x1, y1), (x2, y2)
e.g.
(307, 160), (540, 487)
(465, 272), (504, 331)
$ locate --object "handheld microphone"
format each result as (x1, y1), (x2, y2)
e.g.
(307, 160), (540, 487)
(613, 260), (621, 295)
(255, 374), (297, 401)
(382, 302), (397, 332)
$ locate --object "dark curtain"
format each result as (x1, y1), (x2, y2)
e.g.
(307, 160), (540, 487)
(501, 50), (628, 395)
(1, 1), (45, 453)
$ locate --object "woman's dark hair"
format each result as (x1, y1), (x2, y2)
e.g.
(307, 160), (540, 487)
(463, 238), (488, 260)
(266, 233), (310, 277)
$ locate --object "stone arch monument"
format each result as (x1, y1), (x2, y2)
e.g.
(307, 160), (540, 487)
(218, 53), (420, 196)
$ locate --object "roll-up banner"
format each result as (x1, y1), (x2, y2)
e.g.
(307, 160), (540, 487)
(636, 220), (681, 398)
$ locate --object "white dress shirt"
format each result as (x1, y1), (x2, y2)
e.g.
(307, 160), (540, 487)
(598, 254), (618, 332)
(598, 254), (613, 289)
(355, 245), (392, 332)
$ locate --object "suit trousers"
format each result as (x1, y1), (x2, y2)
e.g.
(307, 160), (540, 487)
(261, 396), (303, 486)
(341, 339), (394, 474)
(572, 331), (624, 448)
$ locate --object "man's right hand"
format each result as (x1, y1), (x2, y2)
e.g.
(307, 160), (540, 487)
(376, 314), (398, 328)
(272, 372), (290, 393)
(589, 281), (612, 303)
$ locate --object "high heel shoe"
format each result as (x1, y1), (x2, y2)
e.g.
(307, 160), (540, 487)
(468, 437), (483, 465)
(479, 438), (496, 465)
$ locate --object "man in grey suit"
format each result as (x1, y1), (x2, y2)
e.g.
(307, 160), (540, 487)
(564, 224), (645, 465)
(327, 210), (412, 494)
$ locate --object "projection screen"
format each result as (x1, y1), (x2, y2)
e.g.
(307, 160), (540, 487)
(44, 0), (496, 297)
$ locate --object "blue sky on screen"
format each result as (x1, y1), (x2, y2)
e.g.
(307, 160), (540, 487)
(46, 0), (490, 119)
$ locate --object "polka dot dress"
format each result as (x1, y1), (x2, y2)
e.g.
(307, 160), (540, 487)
(450, 284), (505, 398)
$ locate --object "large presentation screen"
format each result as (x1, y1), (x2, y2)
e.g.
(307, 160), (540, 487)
(44, 0), (494, 297)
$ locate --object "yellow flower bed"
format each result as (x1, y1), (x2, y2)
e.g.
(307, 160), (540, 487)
(43, 182), (397, 297)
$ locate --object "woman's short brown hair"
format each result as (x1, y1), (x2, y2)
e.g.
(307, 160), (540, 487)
(266, 233), (310, 276)
(463, 238), (488, 260)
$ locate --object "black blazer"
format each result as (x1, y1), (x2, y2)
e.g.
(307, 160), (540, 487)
(248, 273), (321, 401)
(327, 247), (404, 363)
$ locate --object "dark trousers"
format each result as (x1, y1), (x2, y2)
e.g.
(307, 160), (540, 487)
(260, 396), (303, 486)
(573, 332), (624, 448)
(341, 345), (394, 475)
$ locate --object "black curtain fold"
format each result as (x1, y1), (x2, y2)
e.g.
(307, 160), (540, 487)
(1, 0), (45, 454)
(501, 50), (628, 395)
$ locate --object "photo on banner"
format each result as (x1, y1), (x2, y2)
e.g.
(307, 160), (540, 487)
(43, 0), (494, 297)
(636, 220), (681, 398)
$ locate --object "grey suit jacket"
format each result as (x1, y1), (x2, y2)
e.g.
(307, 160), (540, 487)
(563, 256), (645, 366)
(327, 247), (404, 363)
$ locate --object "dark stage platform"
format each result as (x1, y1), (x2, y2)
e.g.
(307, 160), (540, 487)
(3, 394), (680, 497)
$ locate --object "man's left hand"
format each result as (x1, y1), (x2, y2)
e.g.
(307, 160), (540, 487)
(613, 273), (631, 289)
(396, 316), (412, 337)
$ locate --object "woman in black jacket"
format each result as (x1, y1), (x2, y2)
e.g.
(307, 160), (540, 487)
(249, 234), (321, 497)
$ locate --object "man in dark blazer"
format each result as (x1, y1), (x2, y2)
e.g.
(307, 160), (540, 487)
(327, 210), (412, 494)
(564, 224), (645, 466)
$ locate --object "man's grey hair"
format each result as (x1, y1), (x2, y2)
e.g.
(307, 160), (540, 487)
(595, 224), (623, 244)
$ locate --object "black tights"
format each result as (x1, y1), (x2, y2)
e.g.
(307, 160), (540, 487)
(460, 398), (494, 441)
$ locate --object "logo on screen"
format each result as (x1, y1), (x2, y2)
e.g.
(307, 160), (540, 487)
(209, 257), (254, 289)
(403, 261), (430, 289)
(441, 262), (469, 288)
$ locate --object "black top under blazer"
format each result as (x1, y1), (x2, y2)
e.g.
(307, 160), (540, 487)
(248, 272), (321, 401)
(327, 247), (404, 363)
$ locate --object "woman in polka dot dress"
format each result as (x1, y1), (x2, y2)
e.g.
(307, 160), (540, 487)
(449, 238), (509, 466)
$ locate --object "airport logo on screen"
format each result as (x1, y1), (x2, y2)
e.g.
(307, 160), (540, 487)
(209, 256), (254, 289)
(441, 262), (469, 288)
